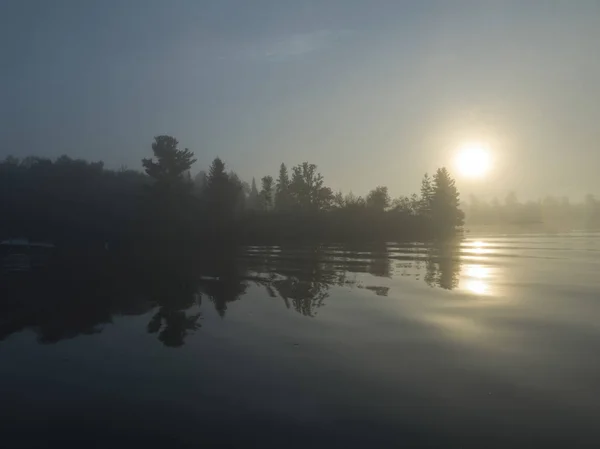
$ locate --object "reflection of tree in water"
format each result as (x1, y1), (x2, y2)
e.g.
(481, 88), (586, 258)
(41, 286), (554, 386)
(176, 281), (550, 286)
(245, 245), (393, 316)
(200, 279), (248, 318)
(147, 308), (201, 348)
(145, 273), (202, 347)
(367, 244), (391, 278)
(0, 241), (465, 347)
(424, 241), (462, 290)
(197, 250), (250, 318)
(145, 249), (251, 345)
(0, 278), (134, 344)
(364, 286), (390, 296)
(266, 246), (337, 317)
(271, 277), (329, 317)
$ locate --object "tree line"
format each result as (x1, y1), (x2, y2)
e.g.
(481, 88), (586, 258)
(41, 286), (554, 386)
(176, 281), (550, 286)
(464, 192), (600, 230)
(0, 135), (464, 252)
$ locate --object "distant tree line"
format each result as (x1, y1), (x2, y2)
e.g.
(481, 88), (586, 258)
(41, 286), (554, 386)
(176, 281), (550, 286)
(0, 135), (464, 252)
(464, 192), (600, 231)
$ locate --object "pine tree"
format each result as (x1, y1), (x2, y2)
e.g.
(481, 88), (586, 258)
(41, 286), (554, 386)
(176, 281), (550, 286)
(275, 163), (291, 211)
(206, 158), (227, 190)
(430, 167), (464, 236)
(206, 157), (240, 218)
(419, 173), (433, 218)
(142, 135), (196, 192)
(193, 170), (207, 195)
(248, 177), (260, 209)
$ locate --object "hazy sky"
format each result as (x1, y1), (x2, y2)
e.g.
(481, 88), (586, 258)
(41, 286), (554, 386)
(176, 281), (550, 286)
(2, 0), (599, 199)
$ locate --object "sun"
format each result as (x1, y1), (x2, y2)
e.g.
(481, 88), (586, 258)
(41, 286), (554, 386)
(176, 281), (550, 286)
(455, 142), (492, 178)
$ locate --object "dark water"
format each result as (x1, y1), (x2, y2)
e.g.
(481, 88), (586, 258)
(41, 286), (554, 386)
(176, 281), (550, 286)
(1, 234), (599, 448)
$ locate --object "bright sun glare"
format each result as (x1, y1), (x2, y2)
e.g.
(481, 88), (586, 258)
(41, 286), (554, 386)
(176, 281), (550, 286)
(455, 143), (492, 178)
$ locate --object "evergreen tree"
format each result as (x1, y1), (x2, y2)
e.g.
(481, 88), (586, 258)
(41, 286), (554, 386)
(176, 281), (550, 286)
(260, 176), (274, 210)
(430, 167), (464, 236)
(205, 158), (242, 219)
(142, 136), (196, 191)
(227, 172), (247, 216)
(248, 177), (260, 209)
(275, 163), (291, 211)
(419, 173), (433, 218)
(206, 158), (227, 190)
(193, 170), (207, 194)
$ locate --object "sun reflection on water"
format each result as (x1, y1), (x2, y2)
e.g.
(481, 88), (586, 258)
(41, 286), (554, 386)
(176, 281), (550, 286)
(465, 279), (488, 295)
(463, 261), (491, 295)
(464, 240), (488, 255)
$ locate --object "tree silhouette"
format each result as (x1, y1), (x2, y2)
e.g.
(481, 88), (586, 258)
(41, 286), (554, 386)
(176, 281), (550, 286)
(289, 162), (332, 212)
(275, 163), (292, 211)
(431, 168), (464, 236)
(366, 186), (390, 212)
(227, 172), (247, 217)
(332, 191), (345, 209)
(0, 136), (483, 247)
(419, 174), (433, 218)
(193, 170), (207, 195)
(260, 176), (274, 210)
(207, 158), (227, 190)
(205, 158), (244, 220)
(248, 177), (260, 209)
(343, 192), (366, 211)
(391, 196), (415, 215)
(142, 136), (196, 192)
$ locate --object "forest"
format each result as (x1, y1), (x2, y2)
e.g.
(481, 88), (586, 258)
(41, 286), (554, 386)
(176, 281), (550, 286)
(0, 135), (464, 254)
(3, 135), (598, 259)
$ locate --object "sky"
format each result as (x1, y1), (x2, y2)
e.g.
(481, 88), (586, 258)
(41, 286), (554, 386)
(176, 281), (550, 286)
(2, 0), (600, 200)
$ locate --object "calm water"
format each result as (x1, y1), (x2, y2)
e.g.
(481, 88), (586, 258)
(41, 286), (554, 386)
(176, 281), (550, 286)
(1, 234), (599, 448)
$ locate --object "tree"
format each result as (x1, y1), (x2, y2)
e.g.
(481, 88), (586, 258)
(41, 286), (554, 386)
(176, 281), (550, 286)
(260, 176), (274, 210)
(333, 191), (345, 209)
(275, 163), (291, 211)
(207, 158), (227, 190)
(410, 193), (420, 215)
(419, 174), (433, 218)
(344, 192), (366, 210)
(366, 186), (390, 212)
(316, 186), (334, 211)
(289, 162), (330, 212)
(205, 158), (243, 219)
(247, 177), (260, 209)
(227, 172), (247, 216)
(142, 136), (196, 191)
(193, 170), (207, 195)
(391, 196), (414, 215)
(430, 167), (464, 236)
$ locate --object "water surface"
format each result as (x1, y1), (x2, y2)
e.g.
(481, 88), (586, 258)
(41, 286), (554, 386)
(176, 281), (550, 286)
(1, 234), (599, 448)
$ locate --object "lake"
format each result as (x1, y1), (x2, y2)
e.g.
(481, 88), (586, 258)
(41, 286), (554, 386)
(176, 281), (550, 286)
(1, 234), (599, 448)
